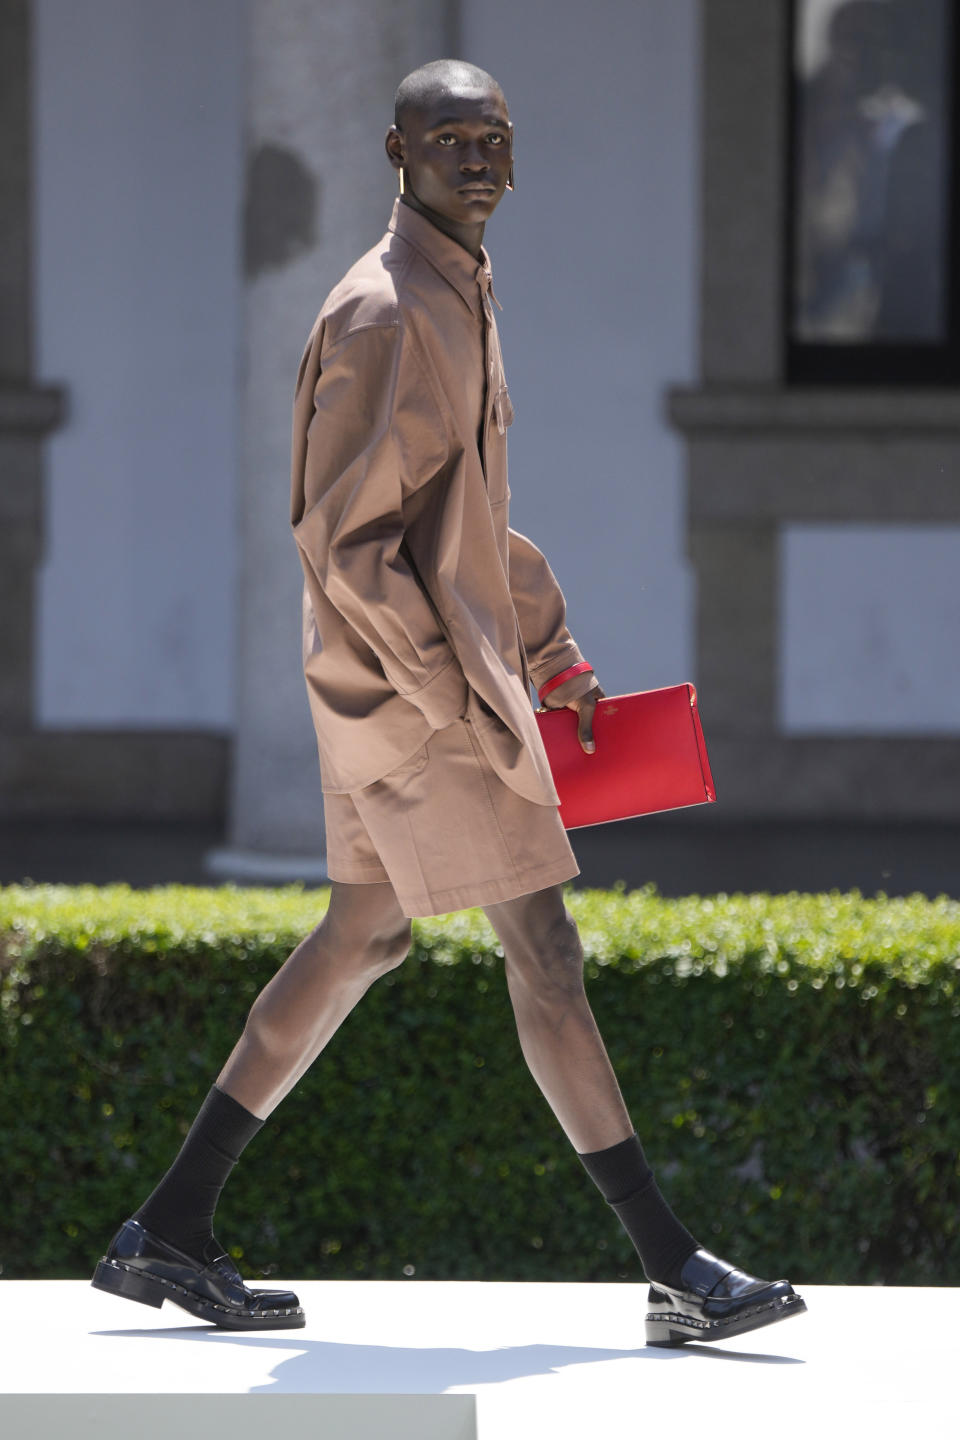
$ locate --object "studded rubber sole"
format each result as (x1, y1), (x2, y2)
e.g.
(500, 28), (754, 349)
(91, 1256), (306, 1330)
(645, 1290), (807, 1346)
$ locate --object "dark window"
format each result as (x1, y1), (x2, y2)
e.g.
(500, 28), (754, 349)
(786, 0), (960, 383)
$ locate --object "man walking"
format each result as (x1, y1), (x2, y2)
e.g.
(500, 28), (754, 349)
(93, 60), (806, 1347)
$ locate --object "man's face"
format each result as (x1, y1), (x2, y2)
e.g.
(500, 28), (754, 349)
(396, 87), (513, 225)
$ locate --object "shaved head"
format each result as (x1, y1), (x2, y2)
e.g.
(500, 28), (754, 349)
(386, 59), (513, 252)
(394, 59), (506, 128)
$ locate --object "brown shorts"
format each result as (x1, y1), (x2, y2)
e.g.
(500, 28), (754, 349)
(324, 718), (578, 917)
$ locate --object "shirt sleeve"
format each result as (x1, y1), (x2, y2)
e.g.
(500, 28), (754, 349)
(291, 322), (467, 729)
(507, 527), (594, 696)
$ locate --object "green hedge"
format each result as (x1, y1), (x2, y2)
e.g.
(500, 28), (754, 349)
(1, 884), (958, 1285)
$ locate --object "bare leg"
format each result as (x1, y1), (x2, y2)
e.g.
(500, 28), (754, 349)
(96, 886), (408, 1327)
(217, 879), (411, 1118)
(482, 884), (707, 1291)
(482, 884), (633, 1154)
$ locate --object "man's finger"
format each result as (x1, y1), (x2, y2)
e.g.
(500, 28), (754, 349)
(576, 691), (600, 755)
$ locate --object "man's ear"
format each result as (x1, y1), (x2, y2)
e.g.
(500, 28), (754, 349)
(385, 124), (405, 171)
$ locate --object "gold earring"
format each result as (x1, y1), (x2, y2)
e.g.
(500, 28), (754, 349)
(398, 165), (405, 195)
(506, 160), (515, 192)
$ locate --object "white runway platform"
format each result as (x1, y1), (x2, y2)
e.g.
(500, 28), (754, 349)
(1, 1279), (957, 1439)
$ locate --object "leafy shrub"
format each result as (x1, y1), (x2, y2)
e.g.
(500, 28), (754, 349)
(1, 884), (958, 1284)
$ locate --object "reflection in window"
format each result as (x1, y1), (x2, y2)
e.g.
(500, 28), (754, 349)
(792, 0), (951, 344)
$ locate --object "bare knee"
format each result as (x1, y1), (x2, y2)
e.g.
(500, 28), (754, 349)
(317, 906), (411, 980)
(364, 916), (412, 977)
(505, 906), (585, 1001)
(320, 882), (412, 978)
(240, 908), (411, 1057)
(540, 908), (585, 990)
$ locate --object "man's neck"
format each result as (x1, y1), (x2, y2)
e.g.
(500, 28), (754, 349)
(399, 194), (484, 259)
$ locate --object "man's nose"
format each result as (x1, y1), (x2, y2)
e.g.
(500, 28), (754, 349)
(459, 145), (489, 172)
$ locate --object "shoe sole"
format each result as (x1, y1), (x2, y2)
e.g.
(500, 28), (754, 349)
(91, 1257), (306, 1330)
(646, 1292), (807, 1347)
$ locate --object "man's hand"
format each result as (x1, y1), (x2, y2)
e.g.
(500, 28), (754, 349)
(542, 675), (605, 754)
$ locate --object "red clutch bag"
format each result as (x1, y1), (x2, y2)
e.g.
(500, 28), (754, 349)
(535, 684), (717, 829)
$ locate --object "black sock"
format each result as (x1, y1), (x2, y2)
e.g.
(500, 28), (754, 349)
(132, 1086), (264, 1263)
(578, 1133), (699, 1289)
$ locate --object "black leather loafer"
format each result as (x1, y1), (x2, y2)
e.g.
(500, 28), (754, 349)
(646, 1247), (806, 1346)
(92, 1219), (306, 1330)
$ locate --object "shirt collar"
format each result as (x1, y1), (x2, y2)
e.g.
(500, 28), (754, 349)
(388, 199), (495, 317)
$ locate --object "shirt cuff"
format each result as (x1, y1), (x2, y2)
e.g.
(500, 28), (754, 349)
(529, 644), (586, 688)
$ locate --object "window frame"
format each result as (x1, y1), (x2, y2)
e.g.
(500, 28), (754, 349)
(784, 0), (960, 386)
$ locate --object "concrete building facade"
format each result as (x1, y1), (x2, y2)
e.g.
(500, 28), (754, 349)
(2, 0), (957, 878)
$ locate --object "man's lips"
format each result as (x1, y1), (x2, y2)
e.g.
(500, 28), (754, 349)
(457, 184), (496, 195)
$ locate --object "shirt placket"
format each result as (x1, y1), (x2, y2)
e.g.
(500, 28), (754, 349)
(476, 266), (529, 694)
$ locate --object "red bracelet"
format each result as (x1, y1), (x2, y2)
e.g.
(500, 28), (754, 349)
(537, 661), (594, 704)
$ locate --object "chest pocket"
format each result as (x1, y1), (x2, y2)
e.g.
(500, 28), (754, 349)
(494, 386), (515, 433)
(484, 386), (513, 507)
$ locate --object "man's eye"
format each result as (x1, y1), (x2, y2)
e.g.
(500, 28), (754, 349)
(486, 134), (505, 145)
(436, 134), (457, 145)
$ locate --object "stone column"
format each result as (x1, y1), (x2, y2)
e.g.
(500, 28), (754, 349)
(209, 0), (457, 880)
(685, 0), (788, 761)
(0, 1), (64, 747)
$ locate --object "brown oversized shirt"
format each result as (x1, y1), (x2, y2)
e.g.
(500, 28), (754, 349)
(291, 200), (587, 805)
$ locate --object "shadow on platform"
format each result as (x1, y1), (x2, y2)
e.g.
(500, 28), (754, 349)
(90, 1327), (803, 1392)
